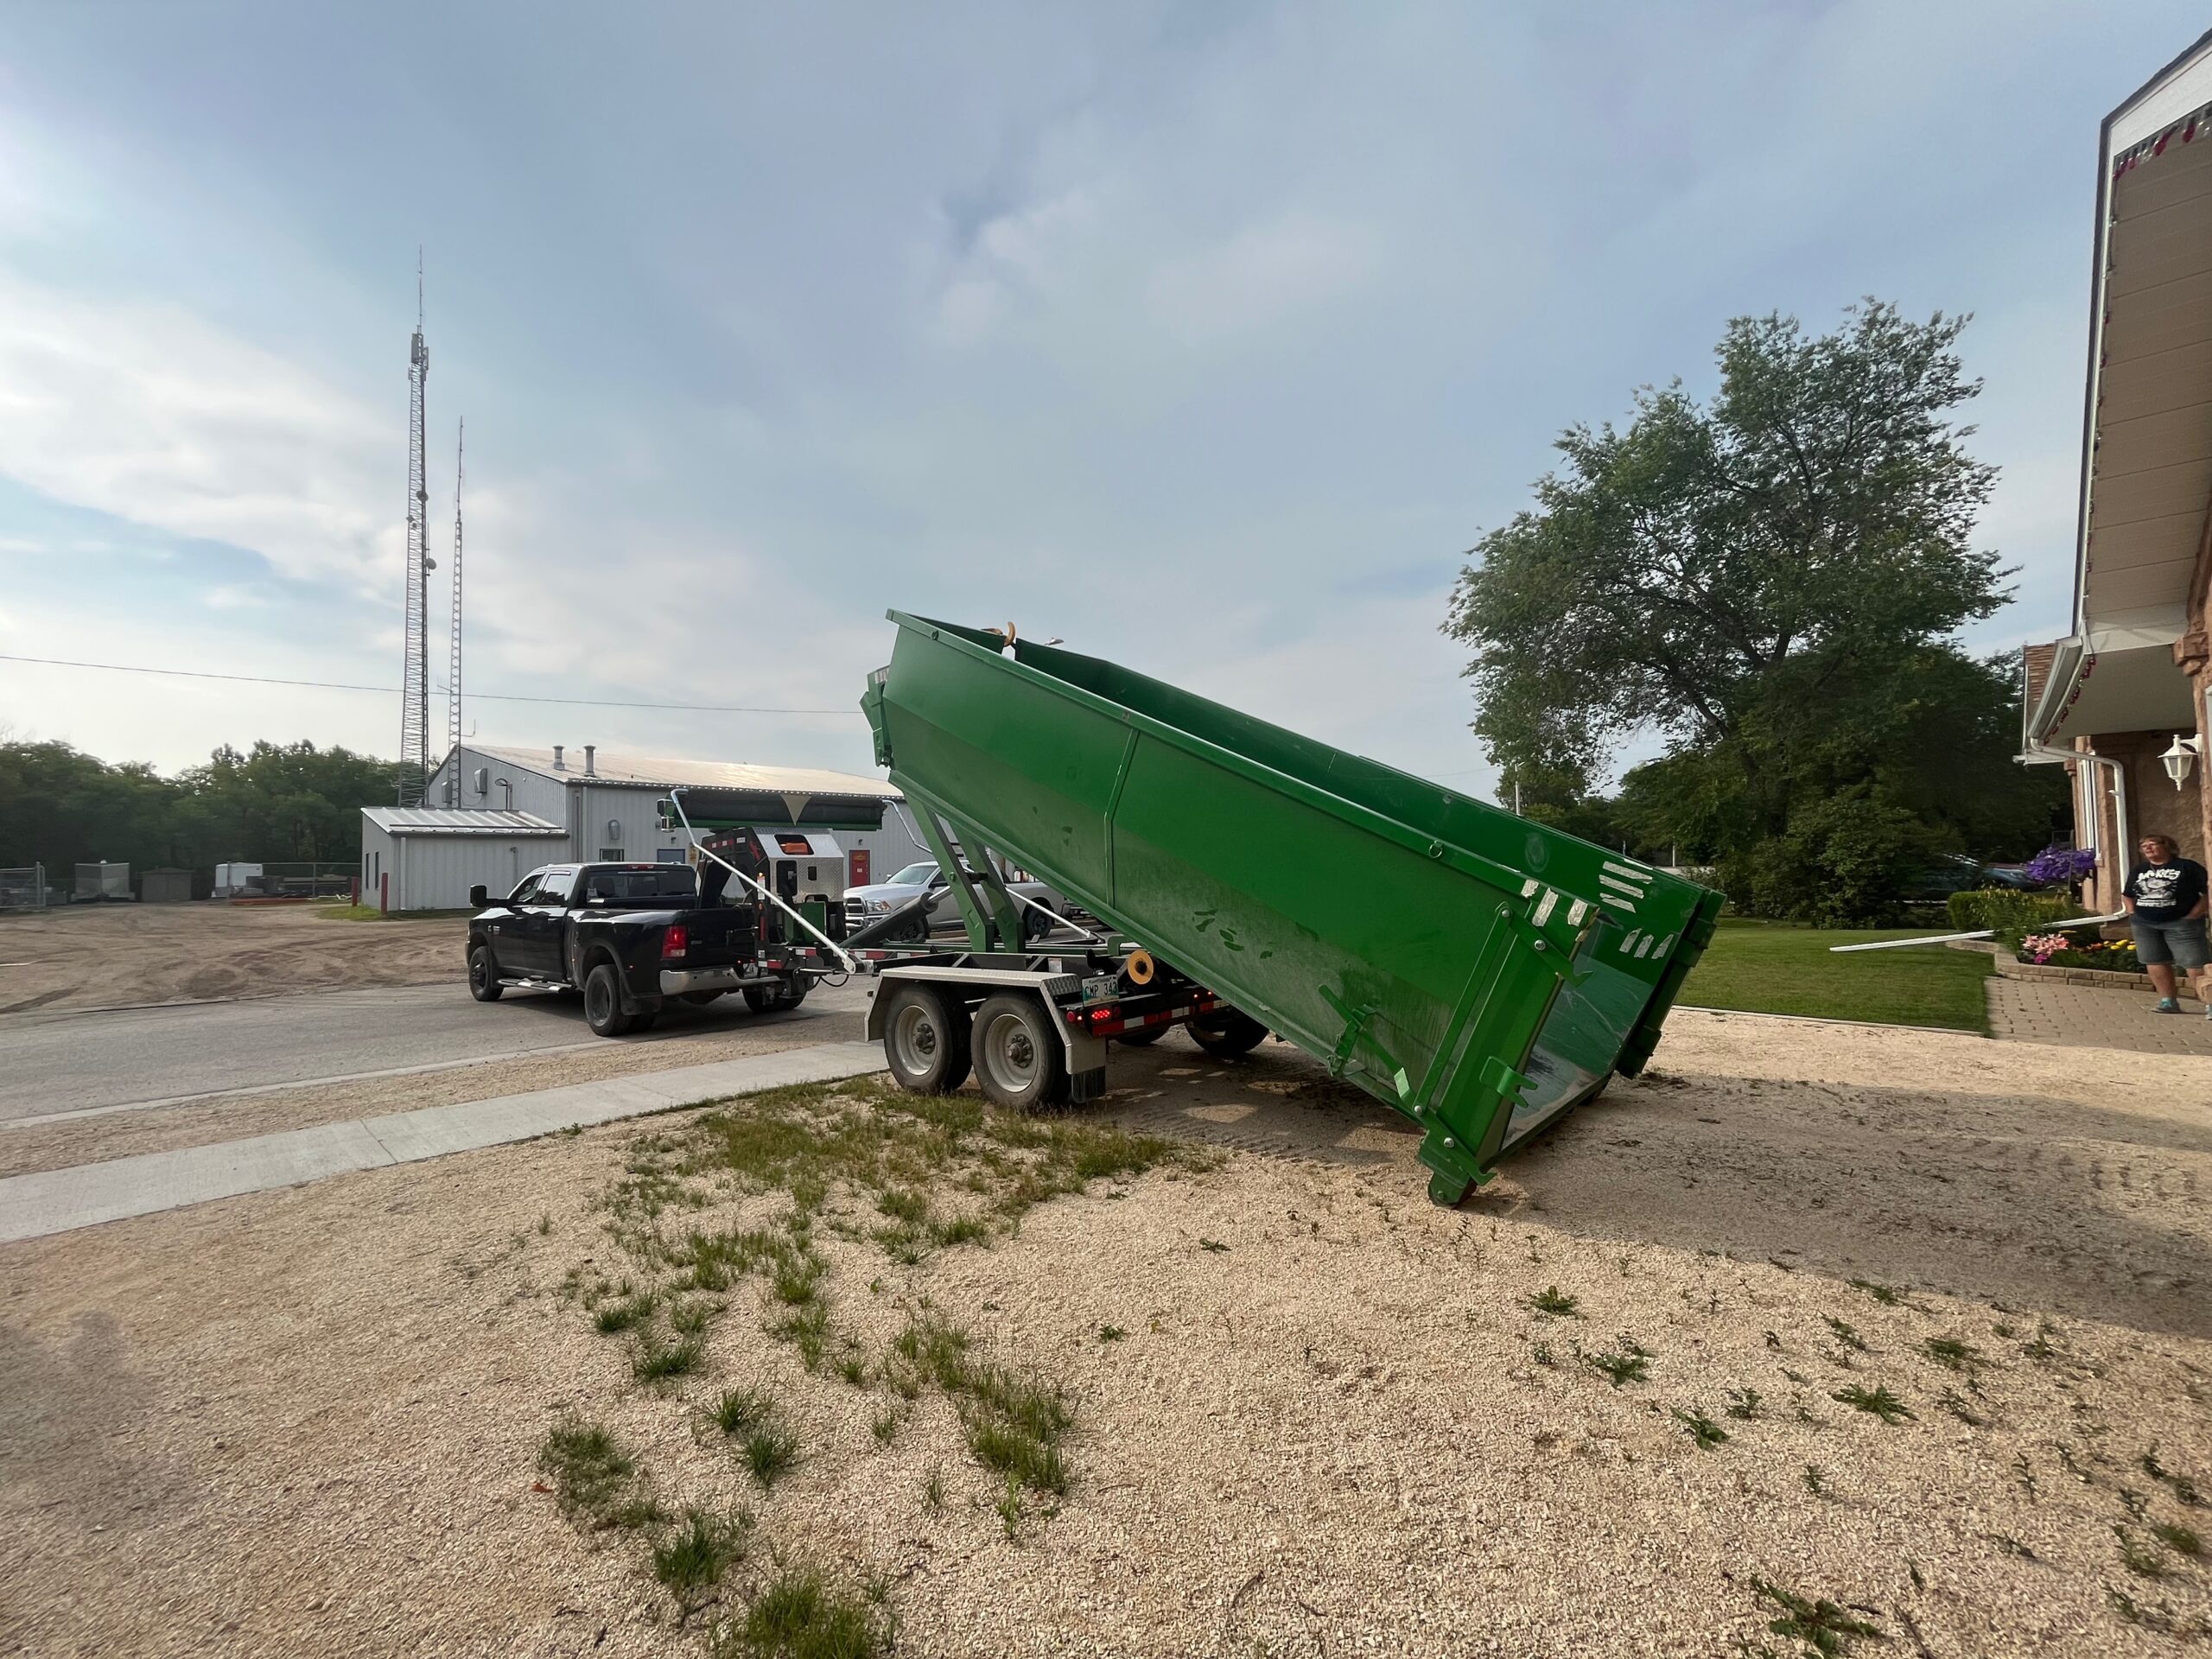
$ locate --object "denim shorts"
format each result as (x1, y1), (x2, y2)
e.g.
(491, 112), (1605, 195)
(2133, 915), (2211, 970)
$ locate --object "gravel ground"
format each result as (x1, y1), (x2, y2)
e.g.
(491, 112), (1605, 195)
(3, 1011), (2209, 1657)
(0, 903), (460, 1014)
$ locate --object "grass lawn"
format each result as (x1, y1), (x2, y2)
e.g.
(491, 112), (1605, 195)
(1677, 917), (1993, 1033)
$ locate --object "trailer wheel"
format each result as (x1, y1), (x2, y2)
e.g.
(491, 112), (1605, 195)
(583, 963), (634, 1037)
(742, 985), (778, 1014)
(1115, 1023), (1168, 1047)
(972, 993), (1070, 1110)
(882, 984), (973, 1095)
(775, 977), (809, 1011)
(467, 945), (504, 1002)
(1187, 1007), (1268, 1058)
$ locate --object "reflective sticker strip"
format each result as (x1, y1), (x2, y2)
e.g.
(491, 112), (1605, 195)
(1619, 929), (1643, 955)
(1521, 877), (1541, 898)
(1656, 934), (1677, 956)
(1532, 888), (1559, 927)
(1634, 935), (1655, 958)
(1602, 860), (1650, 883)
(1598, 873), (1644, 898)
(1567, 899), (1589, 925)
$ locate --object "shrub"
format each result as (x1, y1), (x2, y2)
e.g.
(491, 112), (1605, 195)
(1947, 888), (2072, 937)
(1722, 791), (1943, 926)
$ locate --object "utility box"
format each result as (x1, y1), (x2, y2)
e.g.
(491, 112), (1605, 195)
(140, 868), (194, 904)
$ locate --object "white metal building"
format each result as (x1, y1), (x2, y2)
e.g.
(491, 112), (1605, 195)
(360, 808), (570, 912)
(360, 744), (928, 912)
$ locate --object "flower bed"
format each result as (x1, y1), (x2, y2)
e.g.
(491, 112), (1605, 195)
(2018, 931), (2145, 975)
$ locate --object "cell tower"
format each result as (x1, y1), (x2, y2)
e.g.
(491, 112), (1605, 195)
(397, 257), (432, 804)
(443, 419), (465, 806)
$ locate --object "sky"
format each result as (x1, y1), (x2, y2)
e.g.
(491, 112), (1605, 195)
(0, 1), (2201, 799)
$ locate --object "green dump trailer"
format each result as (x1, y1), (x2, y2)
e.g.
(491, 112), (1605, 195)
(855, 611), (1722, 1205)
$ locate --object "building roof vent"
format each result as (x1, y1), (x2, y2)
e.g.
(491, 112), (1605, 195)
(583, 744), (597, 777)
(552, 744), (566, 771)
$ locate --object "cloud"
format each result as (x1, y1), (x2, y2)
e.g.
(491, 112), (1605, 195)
(1147, 213), (1379, 342)
(0, 271), (392, 595)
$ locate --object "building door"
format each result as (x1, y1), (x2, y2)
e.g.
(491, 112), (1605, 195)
(849, 849), (871, 887)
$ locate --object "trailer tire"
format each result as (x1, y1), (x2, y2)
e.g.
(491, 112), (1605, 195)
(775, 977), (809, 1011)
(882, 984), (973, 1096)
(583, 963), (635, 1037)
(467, 945), (504, 1001)
(742, 984), (778, 1014)
(1115, 1023), (1168, 1047)
(1187, 1007), (1268, 1058)
(972, 993), (1070, 1111)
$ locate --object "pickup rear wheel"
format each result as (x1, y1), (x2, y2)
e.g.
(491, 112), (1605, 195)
(883, 984), (973, 1095)
(972, 993), (1070, 1111)
(583, 963), (634, 1037)
(1187, 1007), (1268, 1058)
(467, 945), (503, 1002)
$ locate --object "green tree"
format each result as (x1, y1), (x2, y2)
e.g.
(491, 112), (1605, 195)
(1446, 301), (2063, 921)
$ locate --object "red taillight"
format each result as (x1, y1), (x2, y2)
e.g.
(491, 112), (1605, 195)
(661, 925), (689, 960)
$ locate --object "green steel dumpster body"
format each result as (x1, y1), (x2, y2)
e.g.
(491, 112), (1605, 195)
(862, 613), (1723, 1202)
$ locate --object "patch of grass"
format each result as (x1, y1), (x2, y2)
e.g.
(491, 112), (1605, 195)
(537, 1211), (554, 1236)
(595, 1290), (658, 1334)
(711, 1386), (774, 1438)
(770, 1301), (830, 1370)
(1198, 1237), (1230, 1254)
(723, 1564), (883, 1659)
(890, 1313), (1071, 1495)
(1673, 1407), (1729, 1450)
(1923, 1336), (1986, 1374)
(1824, 1317), (1867, 1353)
(870, 1408), (899, 1446)
(671, 1299), (714, 1336)
(652, 1504), (750, 1601)
(537, 1421), (663, 1530)
(1749, 1575), (1885, 1656)
(1726, 1388), (1763, 1421)
(1988, 1534), (2035, 1560)
(1532, 1341), (1557, 1368)
(1580, 1344), (1650, 1389)
(744, 1424), (800, 1490)
(1802, 1464), (1830, 1498)
(922, 1465), (945, 1512)
(633, 1332), (706, 1382)
(2153, 1522), (2203, 1559)
(1847, 1278), (1902, 1306)
(1833, 1383), (1912, 1425)
(2118, 1525), (2171, 1579)
(1681, 917), (1992, 1033)
(1527, 1285), (1580, 1318)
(1097, 1325), (1127, 1343)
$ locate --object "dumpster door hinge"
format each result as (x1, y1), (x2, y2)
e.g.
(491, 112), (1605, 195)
(1507, 885), (1593, 987)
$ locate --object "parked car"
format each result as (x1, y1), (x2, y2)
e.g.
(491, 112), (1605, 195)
(465, 861), (810, 1038)
(842, 860), (1064, 942)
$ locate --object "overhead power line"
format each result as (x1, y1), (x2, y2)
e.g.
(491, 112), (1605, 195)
(0, 652), (855, 715)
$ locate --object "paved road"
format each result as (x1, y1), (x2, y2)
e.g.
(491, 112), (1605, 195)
(0, 979), (874, 1124)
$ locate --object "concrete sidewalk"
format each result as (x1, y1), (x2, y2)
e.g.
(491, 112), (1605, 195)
(0, 1040), (886, 1244)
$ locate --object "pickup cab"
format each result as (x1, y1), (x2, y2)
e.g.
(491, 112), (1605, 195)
(466, 861), (810, 1037)
(842, 860), (1064, 942)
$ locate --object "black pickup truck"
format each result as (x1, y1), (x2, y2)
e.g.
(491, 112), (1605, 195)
(466, 861), (812, 1037)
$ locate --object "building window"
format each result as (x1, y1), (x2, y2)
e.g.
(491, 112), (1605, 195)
(599, 847), (625, 861)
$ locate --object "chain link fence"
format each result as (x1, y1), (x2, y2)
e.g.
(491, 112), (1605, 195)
(0, 864), (49, 911)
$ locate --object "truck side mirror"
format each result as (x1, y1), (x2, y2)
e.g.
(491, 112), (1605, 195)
(469, 885), (490, 908)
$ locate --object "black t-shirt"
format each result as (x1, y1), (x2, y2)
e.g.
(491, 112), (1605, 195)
(2126, 857), (2209, 923)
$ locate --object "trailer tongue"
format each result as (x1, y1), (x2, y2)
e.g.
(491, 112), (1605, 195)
(855, 612), (1722, 1205)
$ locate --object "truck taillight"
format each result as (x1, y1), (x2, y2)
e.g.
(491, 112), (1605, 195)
(662, 925), (689, 960)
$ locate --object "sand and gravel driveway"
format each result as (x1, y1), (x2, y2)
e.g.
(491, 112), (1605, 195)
(3, 1007), (2209, 1657)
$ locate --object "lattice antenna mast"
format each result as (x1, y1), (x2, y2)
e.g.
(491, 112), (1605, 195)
(397, 255), (432, 804)
(443, 419), (465, 806)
